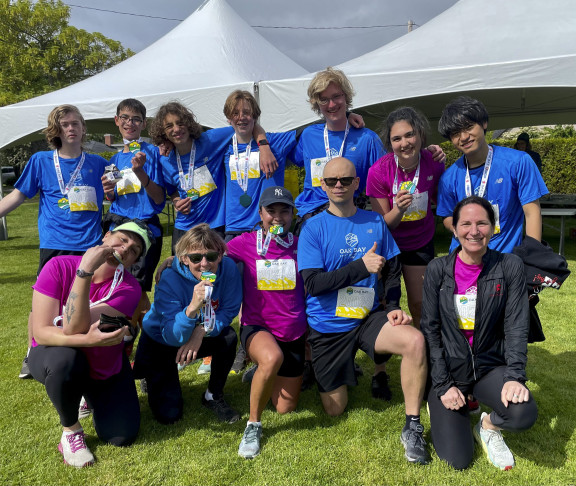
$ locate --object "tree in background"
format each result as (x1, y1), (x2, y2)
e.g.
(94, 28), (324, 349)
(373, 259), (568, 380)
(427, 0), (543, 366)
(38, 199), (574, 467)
(0, 0), (134, 106)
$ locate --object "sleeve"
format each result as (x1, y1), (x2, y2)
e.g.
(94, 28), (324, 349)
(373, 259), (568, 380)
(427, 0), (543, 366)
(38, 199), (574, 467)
(204, 126), (235, 165)
(160, 154), (178, 197)
(380, 255), (402, 313)
(225, 234), (242, 263)
(365, 158), (389, 199)
(32, 257), (64, 300)
(209, 258), (242, 336)
(420, 259), (455, 397)
(430, 157), (446, 204)
(106, 276), (142, 318)
(301, 259), (370, 297)
(368, 133), (386, 165)
(502, 255), (530, 384)
(268, 130), (298, 162)
(287, 134), (304, 167)
(436, 168), (459, 218)
(14, 154), (41, 199)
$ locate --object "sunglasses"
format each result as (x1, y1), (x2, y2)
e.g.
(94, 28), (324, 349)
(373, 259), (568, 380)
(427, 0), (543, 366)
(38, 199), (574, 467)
(323, 177), (355, 187)
(186, 251), (220, 264)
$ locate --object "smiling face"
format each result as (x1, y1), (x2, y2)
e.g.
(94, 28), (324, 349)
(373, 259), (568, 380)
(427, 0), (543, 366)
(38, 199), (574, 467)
(454, 203), (494, 259)
(103, 230), (143, 267)
(317, 82), (347, 127)
(115, 108), (146, 142)
(390, 120), (422, 166)
(259, 203), (293, 234)
(228, 99), (255, 143)
(162, 113), (191, 147)
(182, 246), (223, 280)
(449, 121), (488, 162)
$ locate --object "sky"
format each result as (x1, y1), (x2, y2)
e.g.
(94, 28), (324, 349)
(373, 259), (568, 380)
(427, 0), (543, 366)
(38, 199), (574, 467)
(65, 0), (459, 72)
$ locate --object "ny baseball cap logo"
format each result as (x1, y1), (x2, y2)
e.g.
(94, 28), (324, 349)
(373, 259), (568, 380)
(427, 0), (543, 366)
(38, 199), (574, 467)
(275, 188), (283, 196)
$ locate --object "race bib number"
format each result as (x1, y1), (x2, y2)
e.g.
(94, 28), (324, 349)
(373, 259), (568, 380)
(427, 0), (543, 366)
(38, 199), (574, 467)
(492, 204), (501, 234)
(310, 157), (329, 187)
(256, 259), (296, 291)
(335, 286), (375, 319)
(455, 293), (477, 330)
(229, 152), (261, 180)
(185, 165), (216, 196)
(399, 191), (428, 222)
(116, 168), (142, 196)
(68, 186), (98, 212)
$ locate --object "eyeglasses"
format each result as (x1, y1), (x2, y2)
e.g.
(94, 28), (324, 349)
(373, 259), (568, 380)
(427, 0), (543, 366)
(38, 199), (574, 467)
(318, 93), (345, 106)
(323, 177), (356, 187)
(118, 115), (144, 126)
(186, 251), (220, 264)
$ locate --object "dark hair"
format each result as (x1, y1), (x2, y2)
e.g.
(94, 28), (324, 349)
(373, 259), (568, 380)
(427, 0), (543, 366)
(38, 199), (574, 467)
(452, 196), (495, 228)
(514, 132), (532, 151)
(117, 98), (146, 119)
(438, 96), (489, 139)
(149, 101), (203, 146)
(381, 106), (429, 152)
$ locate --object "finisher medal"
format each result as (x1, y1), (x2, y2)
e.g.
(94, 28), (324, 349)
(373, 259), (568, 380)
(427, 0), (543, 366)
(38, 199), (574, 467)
(239, 193), (252, 208)
(201, 272), (217, 282)
(129, 142), (141, 154)
(400, 181), (416, 194)
(269, 225), (283, 235)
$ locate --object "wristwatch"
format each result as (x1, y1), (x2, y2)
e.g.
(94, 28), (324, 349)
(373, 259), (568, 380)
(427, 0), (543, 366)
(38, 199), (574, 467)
(76, 268), (94, 279)
(257, 139), (269, 146)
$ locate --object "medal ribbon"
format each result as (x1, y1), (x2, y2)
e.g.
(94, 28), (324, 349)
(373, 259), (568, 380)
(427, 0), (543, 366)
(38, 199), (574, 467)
(392, 154), (421, 195)
(176, 141), (197, 190)
(465, 145), (493, 198)
(323, 120), (350, 160)
(256, 229), (294, 257)
(203, 286), (215, 333)
(232, 134), (252, 194)
(53, 150), (86, 196)
(122, 137), (143, 145)
(53, 265), (124, 327)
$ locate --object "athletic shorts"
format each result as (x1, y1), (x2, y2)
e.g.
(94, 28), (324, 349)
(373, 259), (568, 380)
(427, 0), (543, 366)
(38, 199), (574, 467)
(398, 240), (435, 266)
(308, 306), (389, 393)
(240, 325), (305, 378)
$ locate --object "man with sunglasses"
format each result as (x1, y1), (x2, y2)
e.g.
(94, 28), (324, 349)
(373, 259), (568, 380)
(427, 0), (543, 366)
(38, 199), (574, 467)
(297, 157), (430, 465)
(101, 98), (167, 328)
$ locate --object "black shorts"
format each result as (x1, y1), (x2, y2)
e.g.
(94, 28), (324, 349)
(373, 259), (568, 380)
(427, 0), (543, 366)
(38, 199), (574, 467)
(240, 325), (305, 378)
(308, 306), (389, 393)
(38, 249), (84, 275)
(398, 240), (435, 266)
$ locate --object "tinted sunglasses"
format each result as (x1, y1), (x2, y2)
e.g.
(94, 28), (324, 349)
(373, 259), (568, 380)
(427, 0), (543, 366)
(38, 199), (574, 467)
(186, 251), (220, 264)
(323, 177), (355, 187)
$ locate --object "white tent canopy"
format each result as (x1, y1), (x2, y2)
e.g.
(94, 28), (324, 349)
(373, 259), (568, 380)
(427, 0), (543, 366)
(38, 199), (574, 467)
(259, 0), (576, 140)
(0, 0), (308, 149)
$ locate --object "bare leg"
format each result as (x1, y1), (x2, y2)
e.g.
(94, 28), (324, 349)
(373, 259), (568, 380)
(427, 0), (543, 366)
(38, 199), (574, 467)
(320, 385), (348, 416)
(401, 264), (426, 330)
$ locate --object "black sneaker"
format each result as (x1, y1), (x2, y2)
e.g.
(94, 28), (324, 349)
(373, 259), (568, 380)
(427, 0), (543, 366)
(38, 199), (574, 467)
(230, 347), (247, 374)
(242, 364), (257, 384)
(19, 356), (32, 379)
(201, 395), (240, 423)
(371, 371), (392, 401)
(401, 421), (430, 465)
(301, 360), (315, 391)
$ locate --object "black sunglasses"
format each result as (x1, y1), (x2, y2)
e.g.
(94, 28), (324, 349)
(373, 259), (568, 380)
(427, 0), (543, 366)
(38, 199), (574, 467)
(323, 177), (355, 187)
(186, 251), (220, 264)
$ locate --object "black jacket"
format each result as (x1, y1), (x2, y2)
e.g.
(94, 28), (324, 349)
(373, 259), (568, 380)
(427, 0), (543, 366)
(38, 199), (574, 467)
(421, 248), (529, 398)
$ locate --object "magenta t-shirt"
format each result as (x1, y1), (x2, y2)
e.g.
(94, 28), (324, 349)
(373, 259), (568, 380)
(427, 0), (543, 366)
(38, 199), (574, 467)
(32, 255), (141, 380)
(454, 254), (483, 347)
(366, 150), (444, 251)
(226, 231), (307, 342)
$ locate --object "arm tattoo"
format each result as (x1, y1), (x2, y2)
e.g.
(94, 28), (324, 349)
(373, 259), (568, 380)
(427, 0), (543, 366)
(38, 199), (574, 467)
(64, 291), (78, 324)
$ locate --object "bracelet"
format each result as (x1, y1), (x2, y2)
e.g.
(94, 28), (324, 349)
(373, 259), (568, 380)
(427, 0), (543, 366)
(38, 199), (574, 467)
(144, 175), (151, 188)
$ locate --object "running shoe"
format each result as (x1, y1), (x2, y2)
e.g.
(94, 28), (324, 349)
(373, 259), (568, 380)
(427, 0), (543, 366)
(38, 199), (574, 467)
(473, 412), (515, 470)
(78, 397), (92, 419)
(197, 356), (212, 375)
(19, 356), (32, 379)
(242, 364), (258, 384)
(238, 423), (263, 459)
(230, 347), (248, 374)
(58, 430), (95, 468)
(371, 371), (392, 401)
(201, 395), (240, 423)
(400, 421), (430, 465)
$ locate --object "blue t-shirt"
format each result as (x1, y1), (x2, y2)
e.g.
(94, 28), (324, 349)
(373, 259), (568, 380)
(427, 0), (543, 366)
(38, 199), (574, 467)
(437, 145), (549, 253)
(289, 124), (385, 217)
(108, 141), (165, 237)
(160, 126), (234, 231)
(15, 150), (107, 250)
(224, 131), (297, 232)
(297, 209), (400, 333)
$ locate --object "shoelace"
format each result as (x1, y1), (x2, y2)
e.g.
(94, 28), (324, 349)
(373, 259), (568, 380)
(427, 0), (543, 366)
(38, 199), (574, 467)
(484, 429), (508, 453)
(406, 424), (426, 448)
(67, 431), (88, 453)
(243, 425), (260, 444)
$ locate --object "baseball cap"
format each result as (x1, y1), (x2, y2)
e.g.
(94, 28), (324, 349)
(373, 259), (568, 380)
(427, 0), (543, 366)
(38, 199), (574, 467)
(259, 186), (295, 208)
(112, 220), (152, 257)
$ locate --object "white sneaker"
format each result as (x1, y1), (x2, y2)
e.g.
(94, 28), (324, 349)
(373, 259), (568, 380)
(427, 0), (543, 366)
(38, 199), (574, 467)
(58, 430), (95, 468)
(473, 412), (515, 470)
(78, 397), (92, 419)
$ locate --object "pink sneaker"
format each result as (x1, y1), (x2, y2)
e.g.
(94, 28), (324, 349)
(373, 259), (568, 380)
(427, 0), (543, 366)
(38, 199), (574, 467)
(58, 430), (95, 468)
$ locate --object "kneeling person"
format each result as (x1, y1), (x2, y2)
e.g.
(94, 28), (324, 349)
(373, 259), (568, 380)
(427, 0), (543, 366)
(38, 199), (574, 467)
(297, 157), (430, 465)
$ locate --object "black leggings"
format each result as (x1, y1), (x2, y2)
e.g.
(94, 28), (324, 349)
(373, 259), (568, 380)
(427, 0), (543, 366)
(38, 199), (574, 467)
(132, 327), (237, 424)
(427, 366), (538, 470)
(28, 345), (140, 447)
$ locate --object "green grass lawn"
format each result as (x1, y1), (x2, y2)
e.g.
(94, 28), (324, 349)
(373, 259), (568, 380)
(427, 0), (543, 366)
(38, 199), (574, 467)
(0, 199), (575, 485)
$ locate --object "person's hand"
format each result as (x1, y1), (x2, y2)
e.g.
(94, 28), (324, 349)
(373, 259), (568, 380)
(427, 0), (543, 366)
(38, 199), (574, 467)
(426, 144), (447, 164)
(158, 141), (174, 157)
(258, 146), (278, 179)
(501, 381), (530, 407)
(101, 174), (117, 194)
(86, 321), (128, 347)
(387, 309), (412, 326)
(361, 242), (386, 274)
(154, 256), (175, 284)
(394, 189), (413, 213)
(348, 112), (365, 128)
(188, 280), (213, 315)
(131, 151), (146, 172)
(176, 327), (205, 365)
(440, 386), (466, 410)
(79, 245), (116, 273)
(173, 196), (192, 215)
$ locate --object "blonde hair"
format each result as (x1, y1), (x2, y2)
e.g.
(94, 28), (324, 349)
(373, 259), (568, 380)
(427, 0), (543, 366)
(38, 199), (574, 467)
(307, 67), (355, 116)
(223, 90), (261, 121)
(174, 223), (227, 260)
(42, 105), (86, 149)
(149, 101), (203, 146)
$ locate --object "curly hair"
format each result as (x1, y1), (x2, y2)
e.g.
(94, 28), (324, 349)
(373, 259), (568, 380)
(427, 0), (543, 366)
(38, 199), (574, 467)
(174, 223), (227, 261)
(149, 101), (203, 146)
(307, 67), (354, 116)
(223, 90), (261, 121)
(42, 105), (86, 149)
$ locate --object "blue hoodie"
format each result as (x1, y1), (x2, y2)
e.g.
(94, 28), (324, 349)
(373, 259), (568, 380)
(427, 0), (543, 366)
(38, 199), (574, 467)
(143, 256), (242, 347)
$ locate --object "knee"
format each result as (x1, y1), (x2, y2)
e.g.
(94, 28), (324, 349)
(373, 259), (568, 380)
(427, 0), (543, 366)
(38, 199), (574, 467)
(275, 401), (297, 415)
(404, 330), (426, 360)
(505, 400), (538, 431)
(256, 351), (283, 377)
(106, 431), (139, 447)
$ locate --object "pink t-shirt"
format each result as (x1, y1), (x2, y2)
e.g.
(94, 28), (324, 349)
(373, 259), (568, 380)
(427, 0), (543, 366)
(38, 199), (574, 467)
(454, 254), (483, 347)
(32, 255), (141, 380)
(226, 231), (307, 342)
(366, 150), (444, 251)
